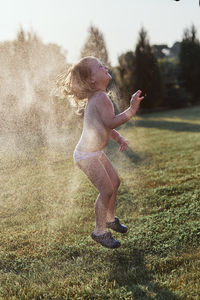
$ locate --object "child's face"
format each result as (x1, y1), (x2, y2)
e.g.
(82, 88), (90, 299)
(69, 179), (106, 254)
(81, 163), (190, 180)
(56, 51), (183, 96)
(89, 58), (112, 88)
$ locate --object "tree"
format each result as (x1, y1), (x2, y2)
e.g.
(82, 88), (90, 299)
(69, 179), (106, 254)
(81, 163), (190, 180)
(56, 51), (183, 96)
(159, 57), (190, 109)
(179, 25), (200, 103)
(80, 25), (122, 112)
(0, 28), (69, 145)
(80, 25), (110, 66)
(133, 27), (163, 110)
(112, 51), (135, 110)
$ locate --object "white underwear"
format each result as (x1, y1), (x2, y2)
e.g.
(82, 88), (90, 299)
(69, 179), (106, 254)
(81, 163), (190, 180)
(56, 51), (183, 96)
(73, 148), (103, 163)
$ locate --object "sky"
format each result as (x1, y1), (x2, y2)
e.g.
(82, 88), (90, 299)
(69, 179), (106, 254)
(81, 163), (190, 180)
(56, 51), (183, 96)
(0, 0), (200, 65)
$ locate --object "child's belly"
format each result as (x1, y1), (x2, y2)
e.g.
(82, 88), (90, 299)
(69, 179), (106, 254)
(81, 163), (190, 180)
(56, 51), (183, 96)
(76, 127), (111, 152)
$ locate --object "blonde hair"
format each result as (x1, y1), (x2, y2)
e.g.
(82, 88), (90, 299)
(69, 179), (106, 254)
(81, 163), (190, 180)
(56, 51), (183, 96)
(55, 56), (97, 112)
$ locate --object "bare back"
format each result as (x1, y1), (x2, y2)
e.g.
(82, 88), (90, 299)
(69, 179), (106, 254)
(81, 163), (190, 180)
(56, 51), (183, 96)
(76, 91), (112, 152)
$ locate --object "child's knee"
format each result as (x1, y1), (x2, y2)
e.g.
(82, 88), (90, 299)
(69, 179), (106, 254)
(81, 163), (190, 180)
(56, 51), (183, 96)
(113, 176), (120, 191)
(101, 186), (114, 200)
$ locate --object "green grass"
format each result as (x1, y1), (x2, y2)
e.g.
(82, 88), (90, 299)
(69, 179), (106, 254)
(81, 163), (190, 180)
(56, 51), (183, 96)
(0, 105), (200, 299)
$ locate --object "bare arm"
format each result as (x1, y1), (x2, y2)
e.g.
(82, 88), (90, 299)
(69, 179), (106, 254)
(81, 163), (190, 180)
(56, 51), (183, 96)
(96, 90), (144, 129)
(110, 129), (129, 152)
(110, 129), (122, 143)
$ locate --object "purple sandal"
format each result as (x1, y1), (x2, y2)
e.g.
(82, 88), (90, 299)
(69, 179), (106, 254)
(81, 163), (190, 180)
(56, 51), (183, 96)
(91, 231), (121, 249)
(106, 217), (127, 233)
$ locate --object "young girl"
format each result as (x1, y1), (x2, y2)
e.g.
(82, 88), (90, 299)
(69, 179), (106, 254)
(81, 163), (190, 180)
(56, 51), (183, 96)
(57, 56), (144, 249)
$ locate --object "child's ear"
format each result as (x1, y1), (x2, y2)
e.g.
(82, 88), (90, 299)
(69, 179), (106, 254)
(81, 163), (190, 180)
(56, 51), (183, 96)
(88, 76), (95, 84)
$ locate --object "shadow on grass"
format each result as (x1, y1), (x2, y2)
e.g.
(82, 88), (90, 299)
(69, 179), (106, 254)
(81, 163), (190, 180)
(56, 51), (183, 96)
(105, 139), (145, 166)
(108, 249), (178, 300)
(122, 148), (145, 165)
(131, 119), (200, 132)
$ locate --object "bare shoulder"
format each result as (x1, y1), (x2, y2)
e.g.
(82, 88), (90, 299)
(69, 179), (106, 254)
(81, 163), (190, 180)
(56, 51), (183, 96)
(94, 91), (113, 110)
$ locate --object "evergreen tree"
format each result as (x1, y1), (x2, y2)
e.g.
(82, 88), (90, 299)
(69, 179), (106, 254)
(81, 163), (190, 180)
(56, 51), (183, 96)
(159, 58), (190, 109)
(80, 25), (110, 66)
(179, 25), (200, 103)
(134, 27), (163, 110)
(112, 51), (135, 110)
(80, 25), (122, 112)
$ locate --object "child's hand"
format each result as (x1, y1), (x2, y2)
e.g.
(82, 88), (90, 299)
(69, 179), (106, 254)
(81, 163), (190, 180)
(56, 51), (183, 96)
(130, 90), (144, 112)
(118, 136), (129, 152)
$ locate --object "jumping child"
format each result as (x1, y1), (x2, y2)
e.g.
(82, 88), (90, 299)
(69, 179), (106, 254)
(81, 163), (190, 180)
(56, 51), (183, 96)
(57, 56), (144, 249)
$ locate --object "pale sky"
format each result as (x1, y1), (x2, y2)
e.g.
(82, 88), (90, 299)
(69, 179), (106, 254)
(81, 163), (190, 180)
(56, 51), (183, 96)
(0, 0), (199, 65)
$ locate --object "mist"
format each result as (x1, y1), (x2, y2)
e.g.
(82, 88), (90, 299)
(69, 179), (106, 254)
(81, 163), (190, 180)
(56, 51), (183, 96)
(0, 29), (83, 154)
(0, 28), (133, 224)
(0, 29), (87, 225)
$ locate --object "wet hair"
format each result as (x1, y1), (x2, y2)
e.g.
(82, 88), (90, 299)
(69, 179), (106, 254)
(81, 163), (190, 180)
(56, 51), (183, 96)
(55, 56), (97, 111)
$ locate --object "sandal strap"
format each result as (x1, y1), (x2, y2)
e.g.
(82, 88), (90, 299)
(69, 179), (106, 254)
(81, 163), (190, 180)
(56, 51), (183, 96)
(106, 217), (127, 233)
(91, 231), (121, 249)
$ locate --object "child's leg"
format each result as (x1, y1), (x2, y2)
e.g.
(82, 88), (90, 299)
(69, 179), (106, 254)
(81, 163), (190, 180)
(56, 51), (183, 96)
(99, 153), (120, 222)
(77, 156), (114, 235)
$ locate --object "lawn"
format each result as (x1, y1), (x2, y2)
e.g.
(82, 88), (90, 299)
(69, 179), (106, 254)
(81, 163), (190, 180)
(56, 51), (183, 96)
(0, 105), (200, 299)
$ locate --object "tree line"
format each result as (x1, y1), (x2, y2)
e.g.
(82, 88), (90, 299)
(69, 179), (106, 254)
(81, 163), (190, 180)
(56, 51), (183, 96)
(0, 24), (200, 148)
(81, 24), (200, 112)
